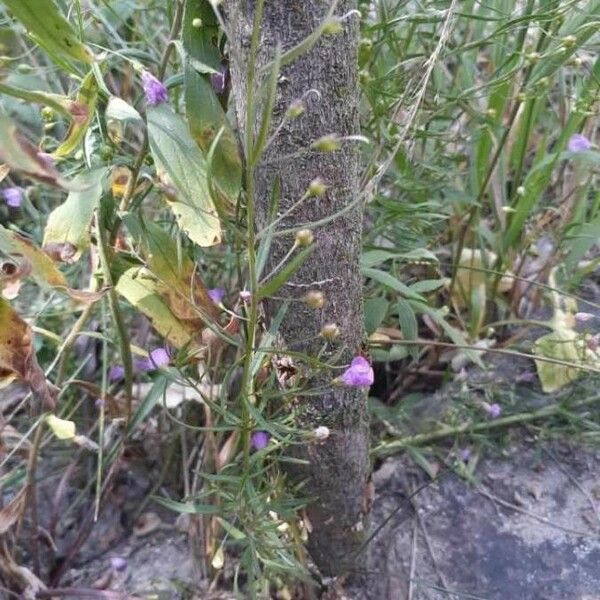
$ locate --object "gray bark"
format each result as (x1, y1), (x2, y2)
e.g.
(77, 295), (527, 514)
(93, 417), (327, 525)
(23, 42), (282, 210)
(227, 0), (370, 577)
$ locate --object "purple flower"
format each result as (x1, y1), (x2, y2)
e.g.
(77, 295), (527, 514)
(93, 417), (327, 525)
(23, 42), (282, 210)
(208, 288), (226, 304)
(141, 71), (168, 106)
(341, 356), (374, 387)
(459, 447), (471, 462)
(210, 66), (227, 95)
(568, 133), (592, 153)
(250, 430), (269, 450)
(2, 187), (23, 208)
(484, 403), (502, 419)
(110, 557), (127, 572)
(147, 347), (170, 369)
(239, 290), (251, 303)
(108, 365), (125, 381)
(109, 347), (170, 381)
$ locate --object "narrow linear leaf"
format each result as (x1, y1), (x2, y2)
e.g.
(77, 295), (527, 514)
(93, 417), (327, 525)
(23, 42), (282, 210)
(258, 246), (315, 300)
(2, 0), (94, 64)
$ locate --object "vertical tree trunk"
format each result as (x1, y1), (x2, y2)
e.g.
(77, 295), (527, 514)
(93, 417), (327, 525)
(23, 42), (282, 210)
(227, 0), (370, 577)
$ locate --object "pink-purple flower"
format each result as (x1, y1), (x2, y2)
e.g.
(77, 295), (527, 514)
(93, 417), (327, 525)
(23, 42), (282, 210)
(109, 346), (170, 381)
(110, 557), (127, 572)
(2, 186), (23, 208)
(484, 403), (502, 419)
(340, 356), (374, 387)
(208, 288), (226, 304)
(141, 71), (168, 106)
(250, 430), (270, 450)
(567, 133), (592, 153)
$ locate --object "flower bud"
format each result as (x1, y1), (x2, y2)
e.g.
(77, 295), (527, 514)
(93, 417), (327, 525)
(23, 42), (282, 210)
(313, 426), (330, 441)
(561, 35), (577, 48)
(192, 17), (202, 28)
(304, 290), (325, 309)
(295, 229), (314, 247)
(526, 52), (540, 64)
(320, 323), (340, 340)
(41, 106), (55, 122)
(311, 134), (341, 152)
(486, 108), (496, 118)
(307, 177), (327, 197)
(516, 186), (525, 196)
(286, 100), (306, 119)
(322, 18), (343, 35)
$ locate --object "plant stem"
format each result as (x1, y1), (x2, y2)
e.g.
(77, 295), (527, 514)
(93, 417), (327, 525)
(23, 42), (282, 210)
(374, 392), (600, 457)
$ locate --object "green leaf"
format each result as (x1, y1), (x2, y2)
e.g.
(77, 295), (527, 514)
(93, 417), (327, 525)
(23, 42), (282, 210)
(152, 496), (219, 515)
(146, 103), (221, 247)
(53, 71), (98, 158)
(105, 96), (142, 123)
(3, 0), (94, 65)
(42, 169), (105, 262)
(257, 246), (315, 300)
(115, 267), (202, 351)
(183, 0), (242, 206)
(364, 297), (389, 334)
(0, 225), (68, 289)
(363, 267), (424, 301)
(0, 82), (82, 122)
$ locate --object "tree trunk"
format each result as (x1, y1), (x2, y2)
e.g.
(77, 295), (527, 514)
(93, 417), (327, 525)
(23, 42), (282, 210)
(227, 0), (370, 577)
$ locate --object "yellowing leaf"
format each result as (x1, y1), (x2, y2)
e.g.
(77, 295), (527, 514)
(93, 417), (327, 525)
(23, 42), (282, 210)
(211, 546), (224, 570)
(0, 225), (67, 289)
(452, 248), (513, 307)
(43, 169), (105, 263)
(3, 0), (94, 64)
(54, 71), (99, 158)
(147, 104), (221, 247)
(533, 327), (598, 393)
(0, 115), (74, 189)
(0, 298), (55, 409)
(115, 267), (203, 351)
(45, 414), (76, 440)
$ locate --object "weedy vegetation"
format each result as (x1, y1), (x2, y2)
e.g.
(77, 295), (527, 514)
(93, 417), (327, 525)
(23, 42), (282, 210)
(0, 0), (598, 598)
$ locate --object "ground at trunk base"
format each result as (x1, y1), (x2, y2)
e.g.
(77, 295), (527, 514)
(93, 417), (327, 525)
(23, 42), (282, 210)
(349, 442), (600, 600)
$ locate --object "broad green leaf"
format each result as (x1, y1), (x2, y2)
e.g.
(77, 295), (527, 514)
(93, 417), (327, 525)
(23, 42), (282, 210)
(0, 115), (73, 189)
(3, 0), (94, 64)
(115, 267), (203, 351)
(0, 298), (54, 408)
(146, 104), (221, 247)
(183, 0), (241, 206)
(105, 96), (142, 123)
(45, 414), (76, 440)
(43, 169), (105, 262)
(364, 297), (389, 335)
(54, 71), (98, 158)
(0, 225), (67, 288)
(396, 297), (418, 359)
